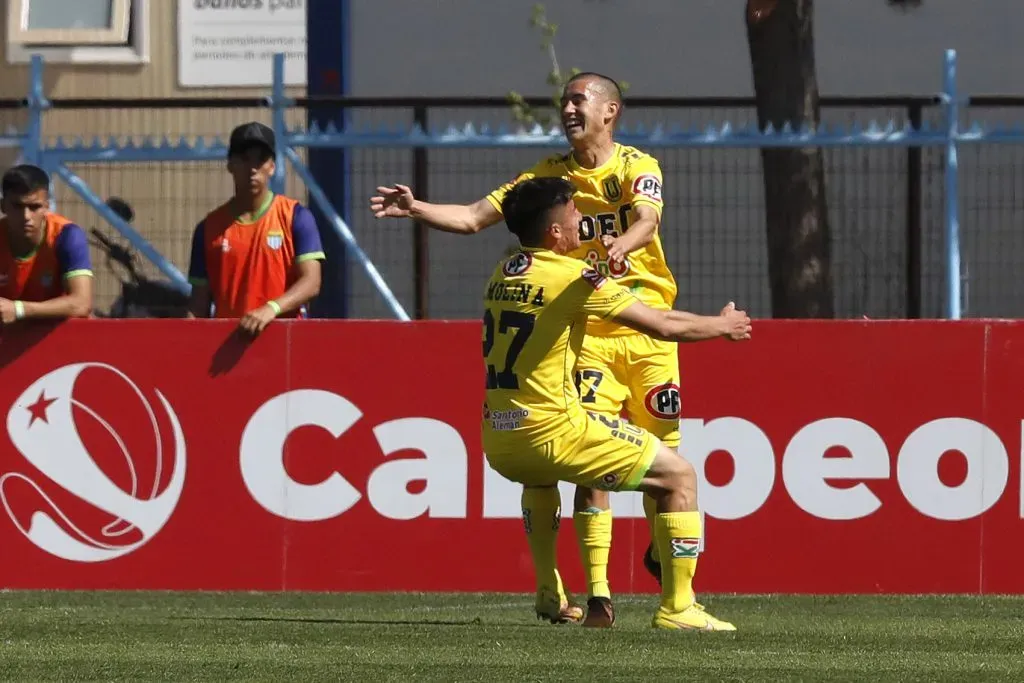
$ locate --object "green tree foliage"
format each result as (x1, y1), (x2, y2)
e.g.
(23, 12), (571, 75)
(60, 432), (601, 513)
(507, 4), (628, 129)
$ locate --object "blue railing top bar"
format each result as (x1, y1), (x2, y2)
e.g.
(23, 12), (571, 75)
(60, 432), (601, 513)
(6, 49), (996, 320)
(16, 110), (1024, 158)
(7, 94), (1024, 109)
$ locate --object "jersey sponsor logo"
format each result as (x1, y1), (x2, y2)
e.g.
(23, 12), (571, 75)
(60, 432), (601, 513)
(488, 408), (529, 432)
(502, 251), (533, 277)
(602, 177), (622, 202)
(584, 249), (629, 279)
(632, 174), (663, 202)
(645, 383), (681, 419)
(581, 267), (607, 290)
(266, 232), (284, 251)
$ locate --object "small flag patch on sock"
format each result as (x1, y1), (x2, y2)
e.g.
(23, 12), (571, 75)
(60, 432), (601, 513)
(670, 537), (700, 559)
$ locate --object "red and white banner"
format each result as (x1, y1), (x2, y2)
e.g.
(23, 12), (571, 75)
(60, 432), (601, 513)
(0, 319), (1020, 594)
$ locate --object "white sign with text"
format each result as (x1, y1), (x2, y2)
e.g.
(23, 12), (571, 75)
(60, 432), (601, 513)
(177, 0), (307, 88)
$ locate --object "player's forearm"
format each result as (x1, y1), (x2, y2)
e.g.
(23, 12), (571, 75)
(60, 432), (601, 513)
(22, 294), (91, 319)
(661, 310), (731, 342)
(272, 272), (321, 315)
(616, 217), (658, 254)
(409, 200), (486, 234)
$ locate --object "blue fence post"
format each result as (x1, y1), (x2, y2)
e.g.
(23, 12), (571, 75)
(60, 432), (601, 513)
(285, 147), (409, 320)
(25, 54), (48, 167)
(270, 53), (288, 195)
(942, 48), (962, 320)
(305, 0), (351, 319)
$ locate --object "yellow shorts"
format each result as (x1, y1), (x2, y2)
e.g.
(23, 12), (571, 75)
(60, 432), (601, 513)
(486, 412), (661, 492)
(574, 333), (681, 447)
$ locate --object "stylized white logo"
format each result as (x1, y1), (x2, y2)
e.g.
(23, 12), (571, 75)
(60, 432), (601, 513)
(0, 363), (186, 562)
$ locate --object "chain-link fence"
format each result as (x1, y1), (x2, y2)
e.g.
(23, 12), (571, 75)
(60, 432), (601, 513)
(6, 96), (1023, 319)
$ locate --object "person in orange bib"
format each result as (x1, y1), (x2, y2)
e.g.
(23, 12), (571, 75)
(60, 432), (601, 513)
(187, 122), (325, 335)
(0, 164), (93, 323)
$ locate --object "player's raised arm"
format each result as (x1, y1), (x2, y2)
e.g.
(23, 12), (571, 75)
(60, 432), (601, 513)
(370, 183), (501, 235)
(602, 155), (665, 264)
(577, 265), (750, 344)
(603, 203), (659, 265)
(611, 300), (751, 343)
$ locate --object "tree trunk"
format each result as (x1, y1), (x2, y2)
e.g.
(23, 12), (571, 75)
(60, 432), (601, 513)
(746, 0), (835, 318)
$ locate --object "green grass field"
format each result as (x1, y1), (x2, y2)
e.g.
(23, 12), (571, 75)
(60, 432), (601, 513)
(2, 591), (1022, 682)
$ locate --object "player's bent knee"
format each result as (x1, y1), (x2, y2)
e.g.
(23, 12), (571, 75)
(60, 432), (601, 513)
(574, 485), (609, 512)
(638, 445), (698, 509)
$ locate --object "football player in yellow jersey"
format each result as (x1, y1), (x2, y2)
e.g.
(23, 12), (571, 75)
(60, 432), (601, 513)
(372, 72), (682, 626)
(483, 176), (749, 631)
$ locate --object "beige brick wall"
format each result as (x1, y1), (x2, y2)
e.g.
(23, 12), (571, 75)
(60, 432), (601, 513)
(0, 1), (308, 313)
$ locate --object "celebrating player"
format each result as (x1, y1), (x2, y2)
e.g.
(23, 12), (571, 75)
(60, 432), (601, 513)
(372, 73), (683, 626)
(484, 177), (748, 630)
(0, 164), (93, 322)
(188, 122), (325, 333)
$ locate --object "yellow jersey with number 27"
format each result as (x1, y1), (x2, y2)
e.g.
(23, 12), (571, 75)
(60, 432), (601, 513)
(481, 248), (639, 451)
(486, 144), (676, 338)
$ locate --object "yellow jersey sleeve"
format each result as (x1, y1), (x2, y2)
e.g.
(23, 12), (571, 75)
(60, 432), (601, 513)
(485, 155), (564, 214)
(577, 266), (639, 319)
(623, 154), (664, 216)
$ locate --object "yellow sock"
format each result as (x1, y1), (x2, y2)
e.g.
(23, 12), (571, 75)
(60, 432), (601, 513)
(642, 494), (659, 562)
(655, 511), (702, 612)
(521, 487), (562, 595)
(573, 509), (612, 599)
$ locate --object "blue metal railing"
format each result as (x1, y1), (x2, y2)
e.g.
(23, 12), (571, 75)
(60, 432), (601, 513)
(11, 49), (1024, 319)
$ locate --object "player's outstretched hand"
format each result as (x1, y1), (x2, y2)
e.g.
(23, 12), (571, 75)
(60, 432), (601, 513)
(370, 184), (415, 219)
(719, 301), (752, 341)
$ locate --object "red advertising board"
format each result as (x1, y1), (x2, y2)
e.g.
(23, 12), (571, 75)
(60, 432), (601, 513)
(0, 319), (1019, 594)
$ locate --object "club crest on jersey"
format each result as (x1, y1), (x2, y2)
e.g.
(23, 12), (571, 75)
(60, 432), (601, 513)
(266, 232), (284, 250)
(602, 176), (622, 202)
(645, 382), (681, 419)
(581, 267), (607, 290)
(502, 251), (533, 276)
(632, 174), (663, 202)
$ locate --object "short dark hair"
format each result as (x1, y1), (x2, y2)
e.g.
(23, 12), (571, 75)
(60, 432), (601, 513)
(501, 177), (576, 246)
(2, 164), (50, 198)
(565, 72), (623, 105)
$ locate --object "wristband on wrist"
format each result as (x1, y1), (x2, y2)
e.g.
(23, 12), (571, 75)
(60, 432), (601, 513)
(14, 300), (25, 320)
(266, 300), (282, 316)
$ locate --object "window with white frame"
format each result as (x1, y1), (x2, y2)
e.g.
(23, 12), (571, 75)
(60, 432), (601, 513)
(6, 0), (148, 65)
